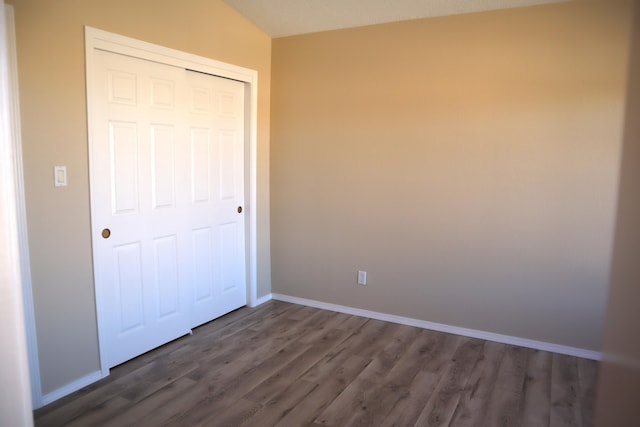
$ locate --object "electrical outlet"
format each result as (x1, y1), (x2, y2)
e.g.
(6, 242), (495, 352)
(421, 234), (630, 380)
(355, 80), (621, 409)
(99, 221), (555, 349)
(357, 270), (367, 285)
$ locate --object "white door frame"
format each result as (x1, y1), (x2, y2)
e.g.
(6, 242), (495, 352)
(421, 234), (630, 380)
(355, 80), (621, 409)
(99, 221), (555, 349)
(2, 2), (35, 422)
(85, 27), (259, 377)
(4, 4), (43, 409)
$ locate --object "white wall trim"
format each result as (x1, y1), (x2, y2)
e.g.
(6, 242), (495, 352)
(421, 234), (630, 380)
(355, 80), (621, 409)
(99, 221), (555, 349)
(40, 370), (106, 407)
(85, 26), (260, 377)
(4, 4), (43, 409)
(252, 293), (273, 307)
(1, 2), (34, 424)
(246, 69), (259, 310)
(272, 293), (602, 360)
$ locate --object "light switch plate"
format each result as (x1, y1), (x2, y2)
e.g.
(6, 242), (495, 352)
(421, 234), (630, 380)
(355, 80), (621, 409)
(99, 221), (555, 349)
(358, 270), (367, 285)
(54, 166), (67, 187)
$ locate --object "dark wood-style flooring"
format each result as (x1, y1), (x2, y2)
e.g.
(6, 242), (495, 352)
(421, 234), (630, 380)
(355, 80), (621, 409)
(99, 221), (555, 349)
(34, 300), (598, 426)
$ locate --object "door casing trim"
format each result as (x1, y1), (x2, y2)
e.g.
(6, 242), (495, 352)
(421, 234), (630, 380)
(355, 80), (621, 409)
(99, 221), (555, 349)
(5, 3), (43, 409)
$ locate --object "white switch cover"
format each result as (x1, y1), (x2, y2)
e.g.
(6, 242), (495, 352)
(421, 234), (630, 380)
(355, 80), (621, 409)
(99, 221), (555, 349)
(54, 166), (67, 187)
(358, 270), (367, 285)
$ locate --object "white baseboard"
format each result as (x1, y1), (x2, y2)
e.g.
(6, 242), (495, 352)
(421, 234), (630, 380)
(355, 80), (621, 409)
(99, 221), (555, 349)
(271, 293), (601, 361)
(41, 370), (106, 407)
(252, 293), (273, 307)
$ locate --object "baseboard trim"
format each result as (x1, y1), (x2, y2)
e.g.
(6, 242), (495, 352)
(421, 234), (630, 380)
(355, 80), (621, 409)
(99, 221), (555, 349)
(41, 370), (106, 406)
(271, 293), (601, 361)
(252, 293), (273, 307)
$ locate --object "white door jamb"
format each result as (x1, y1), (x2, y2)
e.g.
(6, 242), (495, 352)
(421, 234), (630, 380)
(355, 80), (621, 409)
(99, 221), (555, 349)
(4, 4), (43, 409)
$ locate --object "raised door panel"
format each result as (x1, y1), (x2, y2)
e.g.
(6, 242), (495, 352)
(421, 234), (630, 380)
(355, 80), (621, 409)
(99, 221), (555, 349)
(186, 72), (246, 328)
(150, 124), (176, 210)
(92, 50), (191, 368)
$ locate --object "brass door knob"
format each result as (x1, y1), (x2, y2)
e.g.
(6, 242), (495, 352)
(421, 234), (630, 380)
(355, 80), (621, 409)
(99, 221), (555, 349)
(237, 206), (243, 214)
(101, 228), (111, 239)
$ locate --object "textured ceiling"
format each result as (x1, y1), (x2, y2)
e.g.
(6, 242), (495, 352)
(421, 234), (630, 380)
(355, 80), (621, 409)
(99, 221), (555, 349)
(224, 0), (569, 38)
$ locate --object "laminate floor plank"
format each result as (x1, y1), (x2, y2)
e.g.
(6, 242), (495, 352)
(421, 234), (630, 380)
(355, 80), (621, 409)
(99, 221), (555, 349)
(413, 337), (485, 427)
(332, 319), (403, 360)
(550, 354), (583, 427)
(577, 357), (598, 427)
(62, 396), (131, 427)
(192, 301), (286, 340)
(339, 326), (428, 426)
(378, 369), (441, 427)
(123, 377), (210, 427)
(241, 379), (319, 426)
(296, 311), (352, 345)
(188, 307), (328, 384)
(35, 356), (185, 427)
(117, 346), (200, 402)
(419, 331), (462, 375)
(176, 309), (344, 425)
(448, 340), (507, 427)
(185, 330), (266, 380)
(335, 314), (370, 333)
(315, 358), (390, 426)
(100, 377), (199, 427)
(33, 301), (598, 427)
(285, 304), (319, 321)
(520, 349), (552, 427)
(349, 328), (458, 426)
(158, 303), (293, 379)
(374, 325), (424, 376)
(194, 398), (263, 427)
(188, 304), (286, 349)
(482, 344), (529, 427)
(243, 329), (348, 404)
(274, 354), (371, 427)
(173, 344), (311, 424)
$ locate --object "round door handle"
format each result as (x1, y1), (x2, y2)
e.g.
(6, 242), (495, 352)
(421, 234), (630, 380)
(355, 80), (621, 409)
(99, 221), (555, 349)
(101, 228), (111, 239)
(237, 206), (243, 214)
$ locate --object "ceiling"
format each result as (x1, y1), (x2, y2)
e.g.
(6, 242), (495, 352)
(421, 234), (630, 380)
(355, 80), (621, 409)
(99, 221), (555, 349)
(223, 0), (569, 38)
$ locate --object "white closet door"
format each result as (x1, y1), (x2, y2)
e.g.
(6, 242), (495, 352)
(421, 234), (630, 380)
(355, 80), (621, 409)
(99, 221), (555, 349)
(185, 71), (247, 328)
(89, 50), (246, 368)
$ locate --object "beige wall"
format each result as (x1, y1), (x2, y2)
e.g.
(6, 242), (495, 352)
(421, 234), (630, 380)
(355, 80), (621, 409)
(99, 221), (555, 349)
(271, 1), (631, 351)
(595, 2), (640, 425)
(7, 0), (271, 395)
